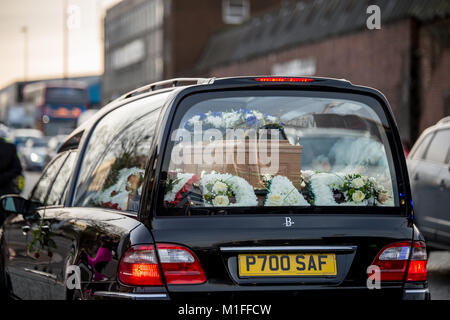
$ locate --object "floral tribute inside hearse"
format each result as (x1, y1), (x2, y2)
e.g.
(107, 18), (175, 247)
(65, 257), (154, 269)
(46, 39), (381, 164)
(157, 91), (397, 214)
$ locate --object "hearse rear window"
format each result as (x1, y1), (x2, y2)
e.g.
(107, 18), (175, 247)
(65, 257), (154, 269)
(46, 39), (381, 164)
(158, 90), (399, 215)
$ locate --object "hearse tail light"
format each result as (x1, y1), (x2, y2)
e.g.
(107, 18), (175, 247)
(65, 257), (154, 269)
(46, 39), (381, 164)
(118, 245), (163, 286)
(156, 243), (206, 284)
(406, 241), (427, 282)
(254, 77), (314, 83)
(370, 241), (427, 282)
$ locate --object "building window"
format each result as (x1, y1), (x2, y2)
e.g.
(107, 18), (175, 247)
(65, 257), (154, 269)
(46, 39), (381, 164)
(112, 39), (146, 70)
(222, 0), (250, 24)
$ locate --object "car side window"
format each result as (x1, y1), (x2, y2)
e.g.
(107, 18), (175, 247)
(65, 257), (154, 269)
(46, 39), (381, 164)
(423, 129), (450, 164)
(74, 93), (169, 212)
(30, 153), (68, 205)
(46, 152), (77, 206)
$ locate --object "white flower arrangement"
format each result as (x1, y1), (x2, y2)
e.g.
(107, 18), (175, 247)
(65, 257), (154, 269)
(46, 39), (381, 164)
(93, 167), (145, 210)
(330, 173), (391, 206)
(200, 173), (258, 207)
(265, 175), (310, 206)
(184, 109), (283, 130)
(308, 172), (343, 206)
(164, 173), (196, 203)
(305, 172), (391, 206)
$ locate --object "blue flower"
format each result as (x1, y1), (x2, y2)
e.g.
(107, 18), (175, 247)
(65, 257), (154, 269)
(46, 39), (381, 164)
(245, 116), (258, 126)
(197, 112), (207, 120)
(241, 108), (251, 115)
(211, 111), (221, 117)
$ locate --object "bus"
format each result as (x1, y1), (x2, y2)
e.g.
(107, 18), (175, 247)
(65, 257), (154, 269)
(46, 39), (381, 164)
(23, 81), (89, 136)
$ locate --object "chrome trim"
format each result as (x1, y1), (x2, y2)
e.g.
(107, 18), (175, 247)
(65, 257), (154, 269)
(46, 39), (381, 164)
(93, 291), (168, 300)
(220, 246), (357, 252)
(402, 288), (430, 300)
(23, 268), (57, 280)
(404, 289), (429, 294)
(424, 216), (450, 227)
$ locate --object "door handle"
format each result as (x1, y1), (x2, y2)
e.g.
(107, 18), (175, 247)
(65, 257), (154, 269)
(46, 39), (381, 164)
(22, 225), (31, 235)
(414, 173), (419, 181)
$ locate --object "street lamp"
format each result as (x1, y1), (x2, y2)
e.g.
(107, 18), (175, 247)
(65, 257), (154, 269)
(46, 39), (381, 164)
(63, 0), (68, 79)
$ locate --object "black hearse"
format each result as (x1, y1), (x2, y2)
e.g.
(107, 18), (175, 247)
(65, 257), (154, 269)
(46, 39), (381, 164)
(0, 77), (429, 300)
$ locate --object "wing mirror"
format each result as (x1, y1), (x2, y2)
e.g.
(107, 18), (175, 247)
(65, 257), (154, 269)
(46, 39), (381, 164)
(0, 195), (40, 218)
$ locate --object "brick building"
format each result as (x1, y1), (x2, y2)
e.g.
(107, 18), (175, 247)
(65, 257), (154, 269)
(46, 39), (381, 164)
(103, 0), (282, 103)
(194, 0), (450, 142)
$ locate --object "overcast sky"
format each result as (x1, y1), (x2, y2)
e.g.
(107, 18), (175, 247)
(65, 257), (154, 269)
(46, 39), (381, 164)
(0, 0), (121, 88)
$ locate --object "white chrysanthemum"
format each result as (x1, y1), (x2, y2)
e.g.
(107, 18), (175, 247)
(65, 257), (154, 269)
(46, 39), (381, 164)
(309, 173), (343, 206)
(265, 176), (309, 206)
(187, 115), (202, 126)
(206, 115), (225, 128)
(301, 170), (315, 180)
(223, 112), (242, 128)
(266, 194), (283, 206)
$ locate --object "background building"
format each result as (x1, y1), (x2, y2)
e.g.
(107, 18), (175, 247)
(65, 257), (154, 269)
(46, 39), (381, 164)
(102, 0), (282, 103)
(194, 0), (450, 143)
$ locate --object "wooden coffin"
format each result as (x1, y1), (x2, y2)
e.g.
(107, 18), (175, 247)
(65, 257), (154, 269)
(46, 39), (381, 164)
(172, 139), (302, 189)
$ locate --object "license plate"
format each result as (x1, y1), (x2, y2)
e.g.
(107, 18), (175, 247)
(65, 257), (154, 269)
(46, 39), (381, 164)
(238, 253), (337, 277)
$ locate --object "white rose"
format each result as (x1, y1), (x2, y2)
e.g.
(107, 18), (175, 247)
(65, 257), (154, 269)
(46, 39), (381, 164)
(266, 116), (277, 123)
(267, 194), (283, 206)
(212, 195), (230, 206)
(254, 112), (264, 121)
(352, 190), (365, 202)
(351, 177), (365, 189)
(212, 181), (228, 194)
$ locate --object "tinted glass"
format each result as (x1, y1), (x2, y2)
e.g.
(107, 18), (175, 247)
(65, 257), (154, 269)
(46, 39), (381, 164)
(424, 129), (450, 164)
(30, 153), (68, 204)
(74, 93), (168, 212)
(158, 90), (398, 215)
(46, 152), (77, 206)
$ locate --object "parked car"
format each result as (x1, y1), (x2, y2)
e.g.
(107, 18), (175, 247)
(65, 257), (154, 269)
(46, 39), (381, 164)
(18, 137), (49, 171)
(407, 117), (450, 250)
(0, 77), (428, 300)
(10, 128), (44, 150)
